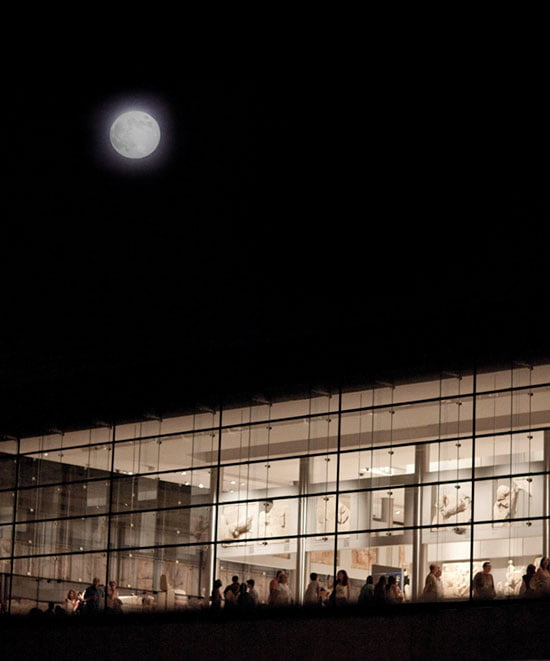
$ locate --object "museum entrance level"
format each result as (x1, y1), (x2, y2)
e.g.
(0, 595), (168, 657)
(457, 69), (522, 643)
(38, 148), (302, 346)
(1, 363), (549, 613)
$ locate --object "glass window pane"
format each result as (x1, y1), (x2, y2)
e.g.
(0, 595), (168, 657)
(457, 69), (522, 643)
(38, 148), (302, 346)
(472, 519), (543, 598)
(305, 535), (335, 600)
(476, 385), (550, 437)
(156, 544), (212, 605)
(422, 523), (472, 601)
(422, 481), (472, 530)
(217, 497), (297, 543)
(14, 515), (108, 556)
(113, 430), (218, 476)
(340, 446), (415, 489)
(10, 552), (107, 614)
(308, 454), (337, 493)
(19, 428), (111, 455)
(336, 533), (413, 603)
(19, 444), (112, 487)
(217, 538), (298, 606)
(0, 523), (12, 560)
(16, 481), (110, 522)
(474, 475), (542, 522)
(426, 438), (473, 480)
(220, 416), (331, 465)
(110, 506), (212, 549)
(475, 431), (544, 477)
(220, 458), (300, 500)
(0, 439), (18, 489)
(111, 469), (213, 514)
(0, 489), (15, 524)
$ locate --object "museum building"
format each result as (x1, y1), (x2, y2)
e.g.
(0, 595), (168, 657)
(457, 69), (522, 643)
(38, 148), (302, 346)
(1, 361), (549, 613)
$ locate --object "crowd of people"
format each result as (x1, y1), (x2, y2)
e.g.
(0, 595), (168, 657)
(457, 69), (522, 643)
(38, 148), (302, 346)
(211, 569), (403, 610)
(211, 571), (293, 610)
(14, 578), (157, 617)
(3, 556), (549, 617)
(471, 557), (550, 600)
(211, 557), (550, 611)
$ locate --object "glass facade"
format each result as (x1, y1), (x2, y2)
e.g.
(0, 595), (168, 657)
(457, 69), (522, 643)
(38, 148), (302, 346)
(1, 363), (549, 613)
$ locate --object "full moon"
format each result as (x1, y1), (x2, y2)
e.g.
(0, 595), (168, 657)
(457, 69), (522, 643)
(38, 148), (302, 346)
(110, 110), (161, 159)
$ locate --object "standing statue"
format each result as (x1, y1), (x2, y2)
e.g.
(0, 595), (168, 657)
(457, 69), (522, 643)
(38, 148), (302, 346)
(503, 559), (523, 597)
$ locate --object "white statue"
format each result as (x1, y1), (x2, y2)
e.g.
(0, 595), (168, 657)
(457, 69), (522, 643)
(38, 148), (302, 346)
(258, 500), (288, 537)
(493, 478), (532, 526)
(503, 559), (523, 597)
(432, 489), (471, 534)
(220, 506), (254, 543)
(228, 516), (253, 539)
(317, 494), (350, 534)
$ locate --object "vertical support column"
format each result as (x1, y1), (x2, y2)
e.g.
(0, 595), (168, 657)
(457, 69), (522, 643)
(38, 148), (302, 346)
(208, 406), (224, 602)
(104, 423), (116, 609)
(468, 369), (477, 601)
(205, 464), (219, 599)
(412, 443), (428, 601)
(7, 436), (21, 615)
(543, 430), (550, 558)
(295, 456), (309, 604)
(332, 390), (343, 589)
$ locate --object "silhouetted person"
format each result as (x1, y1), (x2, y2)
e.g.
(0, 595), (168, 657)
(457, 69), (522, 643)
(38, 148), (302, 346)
(268, 570), (284, 606)
(237, 582), (253, 609)
(332, 569), (350, 606)
(304, 572), (321, 606)
(472, 561), (496, 600)
(374, 576), (387, 604)
(106, 580), (122, 614)
(520, 564), (537, 597)
(385, 575), (403, 604)
(83, 577), (104, 614)
(246, 579), (259, 607)
(211, 579), (223, 610)
(358, 575), (374, 605)
(224, 576), (240, 609)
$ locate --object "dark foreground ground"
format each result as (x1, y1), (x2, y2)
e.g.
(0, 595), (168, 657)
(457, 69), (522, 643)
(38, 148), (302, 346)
(1, 598), (549, 661)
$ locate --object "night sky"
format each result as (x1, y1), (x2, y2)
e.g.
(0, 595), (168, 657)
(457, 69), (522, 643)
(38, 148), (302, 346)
(2, 76), (548, 435)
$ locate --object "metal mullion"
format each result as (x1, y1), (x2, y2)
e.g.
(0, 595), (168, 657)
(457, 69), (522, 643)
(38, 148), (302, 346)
(7, 436), (20, 614)
(104, 424), (116, 608)
(468, 368), (477, 601)
(332, 389), (343, 589)
(209, 405), (223, 599)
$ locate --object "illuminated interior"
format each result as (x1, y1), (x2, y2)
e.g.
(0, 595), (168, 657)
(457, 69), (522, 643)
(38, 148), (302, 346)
(1, 363), (549, 612)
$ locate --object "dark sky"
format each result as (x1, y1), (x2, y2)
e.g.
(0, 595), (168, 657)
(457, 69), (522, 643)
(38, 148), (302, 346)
(2, 76), (548, 435)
